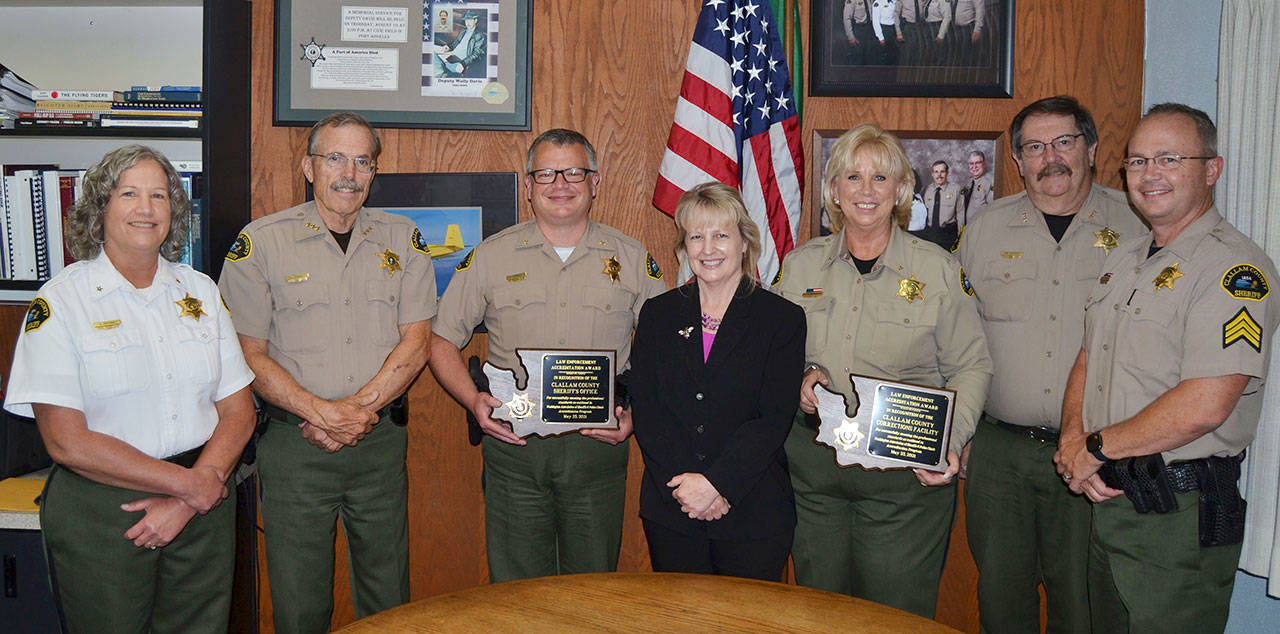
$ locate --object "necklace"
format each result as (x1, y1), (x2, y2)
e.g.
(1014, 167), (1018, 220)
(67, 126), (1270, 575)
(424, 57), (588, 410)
(701, 312), (722, 332)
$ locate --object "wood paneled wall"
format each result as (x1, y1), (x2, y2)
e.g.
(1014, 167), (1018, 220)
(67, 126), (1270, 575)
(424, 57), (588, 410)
(256, 0), (1142, 631)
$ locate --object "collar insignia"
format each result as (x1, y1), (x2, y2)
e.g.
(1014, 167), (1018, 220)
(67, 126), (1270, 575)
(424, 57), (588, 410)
(379, 249), (402, 277)
(305, 222), (321, 231)
(176, 294), (207, 321)
(1094, 227), (1120, 254)
(898, 275), (926, 303)
(602, 255), (621, 283)
(1154, 263), (1183, 291)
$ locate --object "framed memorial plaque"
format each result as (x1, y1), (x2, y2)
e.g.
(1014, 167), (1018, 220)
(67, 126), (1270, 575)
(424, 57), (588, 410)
(811, 373), (955, 472)
(483, 348), (618, 438)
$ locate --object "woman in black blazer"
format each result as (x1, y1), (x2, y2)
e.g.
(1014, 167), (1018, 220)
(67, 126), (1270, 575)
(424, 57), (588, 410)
(630, 183), (805, 581)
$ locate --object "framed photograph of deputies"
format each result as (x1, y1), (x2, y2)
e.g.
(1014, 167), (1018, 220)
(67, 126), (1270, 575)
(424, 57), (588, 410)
(810, 0), (1014, 98)
(813, 129), (1002, 250)
(275, 0), (532, 129)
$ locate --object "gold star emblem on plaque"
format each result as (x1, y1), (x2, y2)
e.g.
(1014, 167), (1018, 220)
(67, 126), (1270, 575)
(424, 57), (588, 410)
(378, 249), (402, 277)
(602, 255), (621, 283)
(1154, 263), (1183, 291)
(897, 275), (926, 303)
(175, 293), (207, 321)
(1094, 227), (1121, 254)
(506, 392), (536, 420)
(833, 419), (865, 451)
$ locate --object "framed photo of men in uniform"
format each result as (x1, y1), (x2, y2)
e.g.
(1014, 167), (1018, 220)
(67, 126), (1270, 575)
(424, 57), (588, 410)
(813, 129), (1002, 247)
(809, 0), (1014, 97)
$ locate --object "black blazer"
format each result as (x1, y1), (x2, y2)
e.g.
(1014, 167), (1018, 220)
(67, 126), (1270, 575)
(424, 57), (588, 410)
(630, 277), (805, 540)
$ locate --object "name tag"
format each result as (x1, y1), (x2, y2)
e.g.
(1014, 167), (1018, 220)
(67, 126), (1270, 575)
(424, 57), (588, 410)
(1001, 251), (1023, 259)
(285, 273), (310, 283)
(93, 319), (121, 330)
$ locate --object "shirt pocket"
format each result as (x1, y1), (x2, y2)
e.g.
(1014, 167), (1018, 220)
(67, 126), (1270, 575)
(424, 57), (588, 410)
(270, 282), (329, 354)
(977, 260), (1038, 322)
(795, 295), (834, 361)
(365, 278), (404, 346)
(581, 285), (637, 348)
(78, 329), (151, 398)
(174, 323), (219, 387)
(492, 283), (549, 345)
(869, 300), (940, 372)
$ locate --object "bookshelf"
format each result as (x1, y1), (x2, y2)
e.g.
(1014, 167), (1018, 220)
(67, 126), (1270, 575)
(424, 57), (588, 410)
(0, 0), (250, 303)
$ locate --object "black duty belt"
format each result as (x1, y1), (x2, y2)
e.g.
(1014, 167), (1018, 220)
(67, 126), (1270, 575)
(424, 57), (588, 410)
(260, 396), (404, 426)
(984, 413), (1060, 443)
(164, 444), (205, 469)
(1165, 459), (1212, 493)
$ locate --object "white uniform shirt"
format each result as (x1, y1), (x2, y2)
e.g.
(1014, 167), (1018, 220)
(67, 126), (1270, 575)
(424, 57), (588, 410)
(4, 252), (254, 459)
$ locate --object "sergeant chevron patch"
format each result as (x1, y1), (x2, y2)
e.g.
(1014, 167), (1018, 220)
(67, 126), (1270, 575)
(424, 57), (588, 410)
(1224, 307), (1262, 352)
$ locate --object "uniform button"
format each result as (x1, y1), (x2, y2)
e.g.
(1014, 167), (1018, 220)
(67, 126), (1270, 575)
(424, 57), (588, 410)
(695, 393), (704, 401)
(1052, 279), (1060, 286)
(697, 453), (707, 461)
(1102, 344), (1109, 351)
(1113, 303), (1120, 310)
(1049, 314), (1056, 321)
(297, 299), (303, 306)
(605, 304), (612, 310)
(846, 334), (852, 340)
(171, 414), (178, 420)
(1055, 245), (1062, 252)
(856, 279), (861, 284)
(345, 337), (353, 344)
(390, 295), (396, 302)
(515, 299), (522, 305)
(157, 336), (164, 343)
(1044, 388), (1051, 394)
(696, 425), (705, 434)
(166, 373), (173, 380)
(1003, 273), (1011, 279)
(347, 375), (354, 382)
(1134, 308), (1141, 315)
(110, 342), (118, 349)
(344, 298), (351, 305)
(559, 338), (566, 344)
(903, 318), (911, 324)
(560, 302), (566, 307)
(851, 306), (858, 311)
(1046, 351), (1052, 358)
(1097, 385), (1103, 391)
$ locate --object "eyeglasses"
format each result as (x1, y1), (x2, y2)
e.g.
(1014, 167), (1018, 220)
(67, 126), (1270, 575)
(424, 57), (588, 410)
(1121, 153), (1216, 172)
(309, 152), (376, 174)
(1019, 133), (1086, 157)
(527, 167), (595, 184)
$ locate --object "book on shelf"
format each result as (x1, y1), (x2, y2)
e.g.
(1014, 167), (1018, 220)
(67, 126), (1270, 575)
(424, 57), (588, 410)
(3, 171), (40, 280)
(109, 101), (202, 112)
(18, 111), (95, 120)
(117, 90), (202, 104)
(131, 85), (200, 92)
(34, 100), (113, 112)
(56, 171), (82, 268)
(30, 90), (114, 102)
(15, 118), (99, 129)
(99, 115), (200, 129)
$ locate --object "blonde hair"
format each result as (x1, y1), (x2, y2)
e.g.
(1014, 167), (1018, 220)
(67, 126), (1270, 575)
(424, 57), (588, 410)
(822, 124), (915, 231)
(66, 145), (191, 262)
(673, 182), (762, 286)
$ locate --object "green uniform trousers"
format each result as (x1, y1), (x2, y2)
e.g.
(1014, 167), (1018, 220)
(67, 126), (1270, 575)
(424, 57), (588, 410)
(965, 421), (1092, 634)
(786, 417), (957, 618)
(1089, 490), (1241, 634)
(258, 413), (408, 634)
(481, 432), (629, 582)
(40, 464), (235, 634)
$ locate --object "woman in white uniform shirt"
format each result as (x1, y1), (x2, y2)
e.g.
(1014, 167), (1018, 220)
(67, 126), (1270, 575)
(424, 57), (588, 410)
(3, 145), (255, 633)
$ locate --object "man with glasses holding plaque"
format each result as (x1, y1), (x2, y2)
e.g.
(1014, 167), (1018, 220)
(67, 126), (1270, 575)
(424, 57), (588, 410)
(430, 129), (666, 582)
(957, 96), (1144, 634)
(220, 112), (436, 632)
(1056, 104), (1278, 633)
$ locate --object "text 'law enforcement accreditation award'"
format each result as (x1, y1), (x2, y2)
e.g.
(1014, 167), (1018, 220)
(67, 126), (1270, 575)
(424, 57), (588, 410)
(812, 374), (954, 472)
(484, 349), (617, 437)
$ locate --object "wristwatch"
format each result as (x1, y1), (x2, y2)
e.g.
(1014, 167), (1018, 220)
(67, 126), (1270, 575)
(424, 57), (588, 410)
(1086, 431), (1110, 462)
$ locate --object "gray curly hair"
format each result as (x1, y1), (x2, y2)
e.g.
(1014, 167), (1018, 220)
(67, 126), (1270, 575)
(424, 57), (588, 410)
(65, 145), (192, 262)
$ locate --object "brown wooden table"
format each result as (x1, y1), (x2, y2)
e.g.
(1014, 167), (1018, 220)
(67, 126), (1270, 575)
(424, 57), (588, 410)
(335, 572), (961, 632)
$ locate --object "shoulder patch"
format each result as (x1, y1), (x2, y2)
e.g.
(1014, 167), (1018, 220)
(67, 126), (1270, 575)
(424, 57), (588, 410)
(411, 227), (431, 256)
(1224, 307), (1263, 352)
(959, 267), (974, 297)
(770, 262), (784, 287)
(24, 297), (51, 333)
(645, 251), (663, 280)
(455, 248), (475, 272)
(225, 232), (252, 262)
(1222, 264), (1269, 301)
(950, 226), (964, 253)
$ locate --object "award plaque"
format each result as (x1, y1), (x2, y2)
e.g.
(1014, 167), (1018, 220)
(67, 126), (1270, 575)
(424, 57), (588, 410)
(811, 373), (955, 472)
(483, 348), (617, 437)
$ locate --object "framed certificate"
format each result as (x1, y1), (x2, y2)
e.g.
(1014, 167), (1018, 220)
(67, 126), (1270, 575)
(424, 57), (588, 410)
(275, 0), (531, 130)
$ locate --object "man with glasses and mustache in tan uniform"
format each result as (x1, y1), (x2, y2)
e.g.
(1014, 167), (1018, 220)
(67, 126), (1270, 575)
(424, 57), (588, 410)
(957, 96), (1145, 634)
(219, 112), (436, 633)
(429, 129), (666, 583)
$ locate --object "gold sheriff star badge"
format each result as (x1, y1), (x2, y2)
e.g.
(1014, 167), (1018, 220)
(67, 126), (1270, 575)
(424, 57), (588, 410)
(897, 275), (926, 303)
(1154, 263), (1184, 291)
(602, 255), (621, 283)
(175, 294), (207, 321)
(1094, 227), (1121, 254)
(378, 249), (402, 277)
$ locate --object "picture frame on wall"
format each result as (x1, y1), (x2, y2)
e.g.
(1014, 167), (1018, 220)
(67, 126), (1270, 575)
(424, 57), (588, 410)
(809, 0), (1014, 98)
(308, 172), (519, 297)
(275, 0), (532, 130)
(813, 129), (1003, 251)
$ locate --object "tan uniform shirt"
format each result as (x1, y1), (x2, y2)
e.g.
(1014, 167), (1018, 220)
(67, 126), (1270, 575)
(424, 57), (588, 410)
(924, 181), (963, 227)
(434, 220), (666, 383)
(958, 184), (1145, 428)
(959, 170), (995, 224)
(1082, 206), (1279, 460)
(844, 0), (872, 40)
(774, 226), (992, 452)
(218, 201), (438, 400)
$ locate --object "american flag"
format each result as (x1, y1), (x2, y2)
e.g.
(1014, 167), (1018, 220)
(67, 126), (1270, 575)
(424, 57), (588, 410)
(653, 0), (803, 284)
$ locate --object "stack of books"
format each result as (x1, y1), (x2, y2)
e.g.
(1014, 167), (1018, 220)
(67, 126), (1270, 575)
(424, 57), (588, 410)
(0, 63), (37, 130)
(18, 85), (202, 131)
(0, 160), (205, 279)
